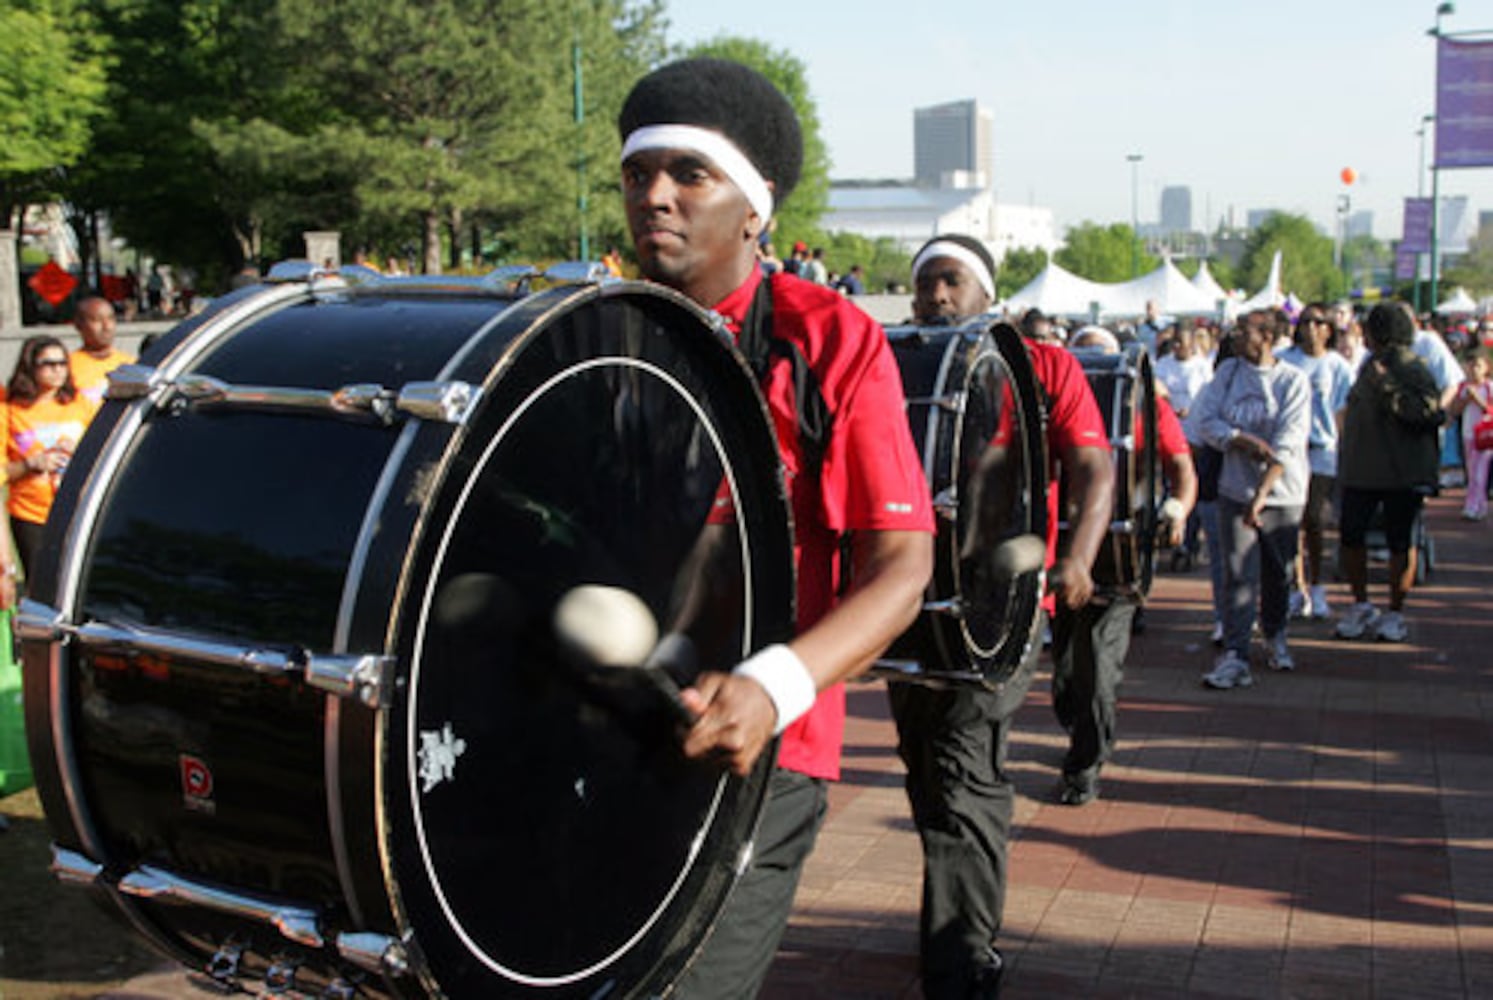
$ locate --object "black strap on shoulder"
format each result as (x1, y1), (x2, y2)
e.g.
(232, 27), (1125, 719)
(736, 275), (832, 480)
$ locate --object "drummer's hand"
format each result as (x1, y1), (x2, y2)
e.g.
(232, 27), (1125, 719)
(0, 574), (14, 612)
(1164, 518), (1186, 549)
(679, 672), (777, 777)
(1051, 556), (1094, 609)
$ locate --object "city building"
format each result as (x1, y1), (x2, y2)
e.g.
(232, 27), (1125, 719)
(1159, 186), (1192, 236)
(914, 100), (993, 190)
(824, 184), (1059, 261)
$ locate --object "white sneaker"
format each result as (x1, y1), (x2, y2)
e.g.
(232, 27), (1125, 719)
(1210, 621), (1225, 646)
(1376, 610), (1408, 642)
(1308, 584), (1331, 620)
(1335, 602), (1381, 639)
(1289, 589), (1308, 619)
(1203, 651), (1253, 689)
(1266, 633), (1295, 671)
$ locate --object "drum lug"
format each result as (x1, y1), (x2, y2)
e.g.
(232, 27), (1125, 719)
(905, 392), (965, 413)
(932, 487), (958, 520)
(543, 260), (612, 284)
(118, 864), (325, 949)
(49, 844), (104, 886)
(105, 363), (162, 401)
(322, 979), (360, 1000)
(264, 957), (301, 994)
(16, 598), (67, 643)
(337, 931), (410, 977)
(396, 380), (481, 425)
(306, 654), (397, 708)
(206, 940), (244, 987)
(923, 598), (963, 617)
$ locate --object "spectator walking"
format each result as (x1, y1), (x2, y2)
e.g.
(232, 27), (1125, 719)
(1188, 310), (1311, 688)
(1449, 347), (1492, 520)
(1278, 304), (1354, 619)
(1335, 303), (1443, 643)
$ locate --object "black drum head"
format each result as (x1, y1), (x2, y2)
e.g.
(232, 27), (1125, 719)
(386, 287), (789, 997)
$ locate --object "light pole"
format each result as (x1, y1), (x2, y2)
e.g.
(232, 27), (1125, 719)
(1127, 153), (1143, 277)
(1415, 113), (1435, 312)
(1428, 3), (1454, 310)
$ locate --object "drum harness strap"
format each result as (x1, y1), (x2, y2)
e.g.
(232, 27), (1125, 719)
(736, 275), (832, 486)
(736, 275), (850, 592)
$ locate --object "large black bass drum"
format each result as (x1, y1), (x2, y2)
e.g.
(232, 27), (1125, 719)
(20, 264), (795, 998)
(1068, 343), (1160, 597)
(873, 319), (1048, 689)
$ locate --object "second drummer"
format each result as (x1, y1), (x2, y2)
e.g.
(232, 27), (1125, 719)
(617, 59), (935, 997)
(890, 234), (1114, 998)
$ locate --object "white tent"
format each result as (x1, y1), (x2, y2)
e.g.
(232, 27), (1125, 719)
(1003, 262), (1110, 318)
(1006, 260), (1225, 319)
(1436, 287), (1478, 315)
(1190, 260), (1230, 304)
(1236, 250), (1285, 311)
(1111, 258), (1224, 316)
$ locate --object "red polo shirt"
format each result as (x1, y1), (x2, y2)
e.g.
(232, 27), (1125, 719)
(712, 269), (934, 779)
(1025, 342), (1110, 612)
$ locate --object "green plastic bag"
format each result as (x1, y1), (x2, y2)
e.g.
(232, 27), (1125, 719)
(0, 608), (32, 798)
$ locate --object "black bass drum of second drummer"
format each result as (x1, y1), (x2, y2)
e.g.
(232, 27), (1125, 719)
(871, 318), (1048, 689)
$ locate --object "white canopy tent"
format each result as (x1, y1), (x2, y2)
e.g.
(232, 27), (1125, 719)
(1436, 287), (1478, 315)
(1190, 260), (1230, 303)
(1007, 260), (1225, 319)
(1236, 251), (1285, 312)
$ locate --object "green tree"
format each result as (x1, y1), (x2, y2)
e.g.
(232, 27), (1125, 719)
(1055, 222), (1156, 283)
(996, 246), (1048, 300)
(816, 231), (911, 294)
(0, 0), (109, 229)
(682, 36), (830, 243)
(1441, 227), (1493, 298)
(1237, 213), (1339, 301)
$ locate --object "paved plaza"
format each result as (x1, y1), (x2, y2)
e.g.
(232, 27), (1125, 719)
(1, 491), (1489, 999)
(763, 491), (1493, 999)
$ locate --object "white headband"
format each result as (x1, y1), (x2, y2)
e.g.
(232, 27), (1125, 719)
(912, 240), (996, 303)
(621, 124), (774, 222)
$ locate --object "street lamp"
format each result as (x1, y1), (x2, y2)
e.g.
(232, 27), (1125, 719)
(1428, 3), (1454, 309)
(1127, 153), (1143, 277)
(1415, 113), (1435, 313)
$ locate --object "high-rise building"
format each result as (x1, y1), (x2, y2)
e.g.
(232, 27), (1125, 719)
(1159, 186), (1192, 235)
(914, 100), (992, 190)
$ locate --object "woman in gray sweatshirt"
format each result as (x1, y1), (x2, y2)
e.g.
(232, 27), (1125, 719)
(1187, 309), (1311, 689)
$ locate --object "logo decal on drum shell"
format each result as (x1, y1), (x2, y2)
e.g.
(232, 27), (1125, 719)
(179, 754), (216, 814)
(417, 722), (468, 793)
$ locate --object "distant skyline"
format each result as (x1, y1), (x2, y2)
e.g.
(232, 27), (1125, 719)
(660, 0), (1493, 243)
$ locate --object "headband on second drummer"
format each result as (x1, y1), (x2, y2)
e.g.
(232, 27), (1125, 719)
(911, 235), (998, 324)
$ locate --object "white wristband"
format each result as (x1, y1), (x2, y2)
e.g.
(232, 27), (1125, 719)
(733, 644), (817, 735)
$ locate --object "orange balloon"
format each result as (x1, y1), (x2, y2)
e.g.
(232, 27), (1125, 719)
(1340, 167), (1357, 185)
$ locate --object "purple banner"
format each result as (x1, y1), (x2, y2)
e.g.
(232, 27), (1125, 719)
(1395, 247), (1420, 282)
(1435, 37), (1493, 169)
(1402, 197), (1433, 252)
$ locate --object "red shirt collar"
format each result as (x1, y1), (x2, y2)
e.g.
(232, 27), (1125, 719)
(709, 266), (765, 335)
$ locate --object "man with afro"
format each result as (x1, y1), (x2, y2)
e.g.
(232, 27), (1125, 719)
(619, 58), (935, 996)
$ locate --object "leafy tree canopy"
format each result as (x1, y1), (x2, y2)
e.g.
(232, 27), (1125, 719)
(996, 246), (1048, 301)
(1055, 222), (1156, 283)
(1238, 212), (1340, 302)
(0, 0), (109, 226)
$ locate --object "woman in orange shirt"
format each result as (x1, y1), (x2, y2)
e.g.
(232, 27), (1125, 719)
(5, 336), (98, 580)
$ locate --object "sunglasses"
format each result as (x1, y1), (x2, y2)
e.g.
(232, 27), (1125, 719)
(36, 358), (69, 369)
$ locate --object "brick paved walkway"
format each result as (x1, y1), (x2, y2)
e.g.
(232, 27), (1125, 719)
(763, 492), (1493, 999)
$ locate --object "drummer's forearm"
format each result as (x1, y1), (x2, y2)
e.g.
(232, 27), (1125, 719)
(788, 529), (932, 690)
(1061, 446), (1115, 572)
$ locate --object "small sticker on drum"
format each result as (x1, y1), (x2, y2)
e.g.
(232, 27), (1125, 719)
(417, 722), (468, 793)
(180, 754), (216, 814)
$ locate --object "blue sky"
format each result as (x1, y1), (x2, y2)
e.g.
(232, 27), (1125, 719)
(661, 0), (1493, 241)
